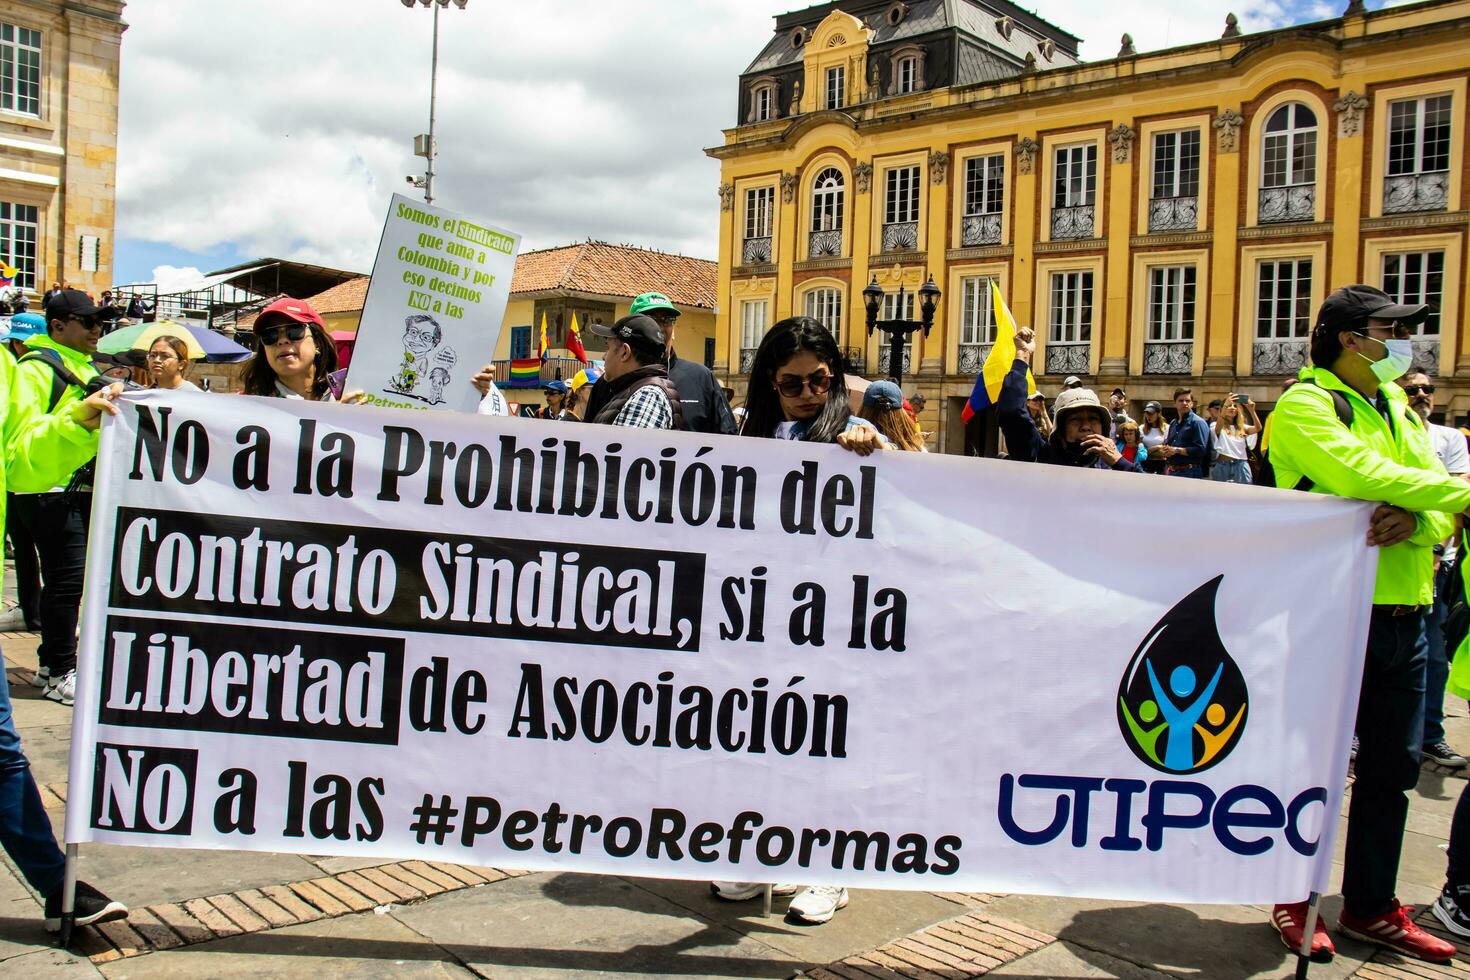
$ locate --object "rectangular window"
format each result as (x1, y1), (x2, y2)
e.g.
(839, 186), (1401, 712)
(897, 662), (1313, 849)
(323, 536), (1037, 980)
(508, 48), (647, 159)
(1388, 95), (1452, 176)
(1053, 144), (1097, 209)
(960, 276), (997, 345)
(754, 87), (771, 123)
(896, 56), (917, 95)
(804, 287), (843, 339)
(882, 291), (915, 321)
(0, 201), (38, 291)
(963, 154), (1005, 216)
(744, 187), (773, 239)
(825, 66), (845, 110)
(1147, 266), (1197, 341)
(1382, 250), (1445, 335)
(740, 300), (768, 350)
(1255, 258), (1314, 339)
(884, 165), (920, 224)
(1151, 130), (1200, 199)
(0, 23), (41, 117)
(1048, 271), (1093, 344)
(509, 324), (532, 359)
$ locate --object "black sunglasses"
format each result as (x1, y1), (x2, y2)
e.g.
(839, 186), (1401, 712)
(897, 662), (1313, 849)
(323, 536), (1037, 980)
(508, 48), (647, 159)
(774, 372), (833, 398)
(259, 323), (308, 345)
(1402, 384), (1435, 395)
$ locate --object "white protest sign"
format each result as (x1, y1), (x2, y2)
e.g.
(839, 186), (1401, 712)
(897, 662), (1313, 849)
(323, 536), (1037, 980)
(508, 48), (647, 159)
(346, 193), (519, 413)
(69, 392), (1375, 904)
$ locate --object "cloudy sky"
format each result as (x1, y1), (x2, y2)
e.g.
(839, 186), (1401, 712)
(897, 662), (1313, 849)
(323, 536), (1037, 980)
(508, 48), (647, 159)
(114, 0), (1389, 290)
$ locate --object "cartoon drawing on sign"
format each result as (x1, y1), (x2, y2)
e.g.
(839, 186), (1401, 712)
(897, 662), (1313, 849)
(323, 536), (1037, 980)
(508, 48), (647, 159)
(1116, 575), (1249, 774)
(387, 313), (458, 404)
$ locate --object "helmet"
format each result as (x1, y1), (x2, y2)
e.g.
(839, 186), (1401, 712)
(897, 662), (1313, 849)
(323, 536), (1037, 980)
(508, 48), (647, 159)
(1050, 387), (1111, 434)
(629, 292), (678, 318)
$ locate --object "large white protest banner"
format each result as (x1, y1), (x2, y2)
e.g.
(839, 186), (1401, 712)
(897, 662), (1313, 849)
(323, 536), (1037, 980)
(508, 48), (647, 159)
(346, 193), (520, 414)
(68, 391), (1375, 904)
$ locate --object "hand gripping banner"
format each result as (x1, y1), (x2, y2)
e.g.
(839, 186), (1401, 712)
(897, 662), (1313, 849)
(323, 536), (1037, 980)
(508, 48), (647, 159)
(67, 391), (1375, 904)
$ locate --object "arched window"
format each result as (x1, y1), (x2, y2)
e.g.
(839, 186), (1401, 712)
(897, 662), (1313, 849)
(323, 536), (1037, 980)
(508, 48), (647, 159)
(810, 168), (845, 232)
(1262, 103), (1317, 188)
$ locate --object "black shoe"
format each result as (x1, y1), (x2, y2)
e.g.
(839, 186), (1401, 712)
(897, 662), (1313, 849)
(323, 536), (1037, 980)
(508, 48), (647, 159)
(44, 880), (128, 932)
(1435, 885), (1470, 939)
(1424, 741), (1468, 768)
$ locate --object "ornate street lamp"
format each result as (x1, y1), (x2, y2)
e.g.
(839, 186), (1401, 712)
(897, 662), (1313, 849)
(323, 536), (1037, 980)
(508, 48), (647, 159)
(863, 273), (940, 387)
(402, 0), (470, 205)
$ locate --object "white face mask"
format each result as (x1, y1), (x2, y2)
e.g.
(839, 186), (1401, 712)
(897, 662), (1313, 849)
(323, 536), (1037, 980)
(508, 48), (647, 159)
(1356, 333), (1413, 383)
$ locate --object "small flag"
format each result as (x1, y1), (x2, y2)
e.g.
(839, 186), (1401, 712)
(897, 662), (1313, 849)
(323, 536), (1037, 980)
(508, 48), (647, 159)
(508, 357), (542, 388)
(537, 313), (550, 365)
(0, 262), (16, 287)
(566, 312), (588, 364)
(961, 281), (1035, 424)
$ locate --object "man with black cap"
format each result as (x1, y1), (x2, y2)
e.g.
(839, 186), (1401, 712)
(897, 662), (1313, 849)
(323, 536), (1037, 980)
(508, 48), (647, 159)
(1266, 284), (1470, 965)
(584, 292), (736, 435)
(4, 289), (106, 706)
(588, 314), (682, 430)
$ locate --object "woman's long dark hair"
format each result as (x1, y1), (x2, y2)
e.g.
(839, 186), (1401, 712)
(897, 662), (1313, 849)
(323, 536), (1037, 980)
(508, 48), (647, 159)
(740, 316), (851, 443)
(241, 321), (337, 399)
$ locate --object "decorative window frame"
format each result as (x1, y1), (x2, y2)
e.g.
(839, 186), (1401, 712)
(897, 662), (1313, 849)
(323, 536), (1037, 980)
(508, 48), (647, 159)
(795, 276), (850, 343)
(1245, 90), (1329, 227)
(951, 141), (1010, 248)
(746, 76), (780, 124)
(800, 153), (852, 260)
(729, 275), (778, 375)
(1135, 115), (1211, 235)
(1235, 240), (1329, 372)
(733, 176), (780, 266)
(1040, 129), (1106, 243)
(1363, 232), (1462, 373)
(869, 149), (929, 254)
(0, 14), (52, 131)
(945, 261), (1009, 374)
(887, 44), (926, 96)
(1129, 248), (1210, 375)
(1368, 77), (1465, 219)
(1033, 254), (1106, 376)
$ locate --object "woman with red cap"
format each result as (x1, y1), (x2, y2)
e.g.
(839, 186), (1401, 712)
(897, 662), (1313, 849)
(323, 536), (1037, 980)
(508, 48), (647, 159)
(241, 297), (341, 400)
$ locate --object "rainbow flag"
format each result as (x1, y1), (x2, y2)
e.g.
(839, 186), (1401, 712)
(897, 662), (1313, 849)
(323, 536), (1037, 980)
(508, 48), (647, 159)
(961, 280), (1035, 423)
(508, 357), (542, 388)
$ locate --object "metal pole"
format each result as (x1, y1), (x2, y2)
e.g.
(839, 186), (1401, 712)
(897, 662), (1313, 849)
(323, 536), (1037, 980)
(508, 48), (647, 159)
(1293, 890), (1321, 979)
(425, 0), (439, 205)
(761, 883), (772, 918)
(888, 329), (906, 387)
(57, 843), (78, 948)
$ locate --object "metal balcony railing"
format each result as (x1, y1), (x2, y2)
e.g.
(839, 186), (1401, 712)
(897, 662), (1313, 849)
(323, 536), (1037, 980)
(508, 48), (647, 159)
(958, 343), (992, 374)
(961, 213), (1002, 247)
(1045, 342), (1089, 375)
(1383, 172), (1449, 215)
(881, 221), (919, 253)
(1142, 340), (1193, 374)
(807, 228), (842, 257)
(1050, 204), (1095, 240)
(1259, 185), (1315, 224)
(1252, 338), (1308, 375)
(1148, 196), (1198, 233)
(741, 237), (772, 264)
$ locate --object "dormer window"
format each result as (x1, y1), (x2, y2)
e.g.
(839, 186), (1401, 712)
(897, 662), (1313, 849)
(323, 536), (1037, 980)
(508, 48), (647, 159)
(996, 16), (1014, 40)
(746, 77), (779, 124)
(887, 45), (927, 97)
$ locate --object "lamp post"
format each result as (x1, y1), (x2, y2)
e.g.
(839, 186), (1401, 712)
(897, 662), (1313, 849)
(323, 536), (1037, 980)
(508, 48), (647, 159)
(402, 0), (469, 205)
(862, 273), (940, 387)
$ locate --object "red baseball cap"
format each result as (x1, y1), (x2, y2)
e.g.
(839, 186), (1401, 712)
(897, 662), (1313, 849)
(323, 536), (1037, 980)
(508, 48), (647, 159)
(254, 297), (324, 332)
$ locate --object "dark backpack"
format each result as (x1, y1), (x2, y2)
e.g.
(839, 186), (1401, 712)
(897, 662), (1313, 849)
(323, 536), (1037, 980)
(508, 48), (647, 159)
(16, 348), (100, 495)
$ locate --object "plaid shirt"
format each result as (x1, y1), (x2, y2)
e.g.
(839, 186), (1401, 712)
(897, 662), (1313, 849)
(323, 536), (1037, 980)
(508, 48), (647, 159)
(613, 384), (675, 429)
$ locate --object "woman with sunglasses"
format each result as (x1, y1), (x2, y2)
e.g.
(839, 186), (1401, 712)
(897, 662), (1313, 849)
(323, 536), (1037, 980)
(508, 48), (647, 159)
(241, 298), (341, 400)
(736, 316), (883, 455)
(145, 336), (200, 391)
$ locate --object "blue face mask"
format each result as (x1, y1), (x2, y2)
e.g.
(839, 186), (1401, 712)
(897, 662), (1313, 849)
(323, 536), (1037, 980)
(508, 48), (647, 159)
(1356, 333), (1413, 384)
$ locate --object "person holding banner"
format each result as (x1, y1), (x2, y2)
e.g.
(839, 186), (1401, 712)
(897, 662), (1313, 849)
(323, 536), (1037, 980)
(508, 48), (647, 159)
(998, 327), (1141, 472)
(1267, 284), (1470, 964)
(0, 348), (128, 932)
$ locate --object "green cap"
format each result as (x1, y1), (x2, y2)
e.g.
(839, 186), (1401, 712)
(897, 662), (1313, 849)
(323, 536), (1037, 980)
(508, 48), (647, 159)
(629, 292), (678, 318)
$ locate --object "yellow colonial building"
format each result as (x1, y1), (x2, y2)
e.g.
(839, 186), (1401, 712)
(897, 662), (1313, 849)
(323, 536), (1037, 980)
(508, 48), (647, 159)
(0, 0), (125, 298)
(708, 0), (1470, 451)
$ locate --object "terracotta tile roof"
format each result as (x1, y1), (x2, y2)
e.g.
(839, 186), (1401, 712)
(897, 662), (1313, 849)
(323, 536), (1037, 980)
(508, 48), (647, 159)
(509, 241), (717, 310)
(307, 276), (371, 315)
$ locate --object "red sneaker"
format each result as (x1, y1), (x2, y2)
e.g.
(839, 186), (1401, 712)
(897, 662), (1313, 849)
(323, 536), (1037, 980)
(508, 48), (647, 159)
(1338, 901), (1456, 962)
(1272, 902), (1334, 962)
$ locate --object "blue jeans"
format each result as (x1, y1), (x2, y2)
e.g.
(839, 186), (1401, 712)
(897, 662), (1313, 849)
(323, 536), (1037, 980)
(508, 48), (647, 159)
(1343, 609), (1428, 918)
(0, 640), (66, 897)
(1210, 457), (1252, 485)
(1424, 562), (1452, 746)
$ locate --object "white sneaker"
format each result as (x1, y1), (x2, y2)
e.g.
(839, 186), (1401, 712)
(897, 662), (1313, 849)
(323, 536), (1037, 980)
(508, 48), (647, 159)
(30, 666), (50, 689)
(786, 885), (849, 924)
(710, 881), (799, 901)
(44, 670), (75, 707)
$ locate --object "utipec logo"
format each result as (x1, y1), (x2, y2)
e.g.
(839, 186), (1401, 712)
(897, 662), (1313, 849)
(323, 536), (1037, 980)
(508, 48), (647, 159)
(1116, 575), (1248, 775)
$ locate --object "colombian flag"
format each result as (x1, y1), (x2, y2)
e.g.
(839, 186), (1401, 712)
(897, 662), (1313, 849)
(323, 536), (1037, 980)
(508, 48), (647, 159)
(508, 357), (542, 388)
(567, 312), (588, 364)
(537, 313), (550, 364)
(961, 281), (1036, 423)
(0, 262), (16, 288)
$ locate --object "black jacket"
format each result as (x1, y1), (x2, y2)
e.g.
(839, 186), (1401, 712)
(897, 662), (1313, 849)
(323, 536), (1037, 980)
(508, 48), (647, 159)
(584, 352), (737, 436)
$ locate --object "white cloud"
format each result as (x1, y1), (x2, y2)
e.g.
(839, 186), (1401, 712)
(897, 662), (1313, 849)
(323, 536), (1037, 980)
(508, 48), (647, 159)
(144, 265), (208, 293)
(116, 0), (1335, 274)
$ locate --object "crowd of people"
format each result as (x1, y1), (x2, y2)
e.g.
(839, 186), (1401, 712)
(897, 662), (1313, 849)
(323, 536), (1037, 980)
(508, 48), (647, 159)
(4, 281), (1470, 955)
